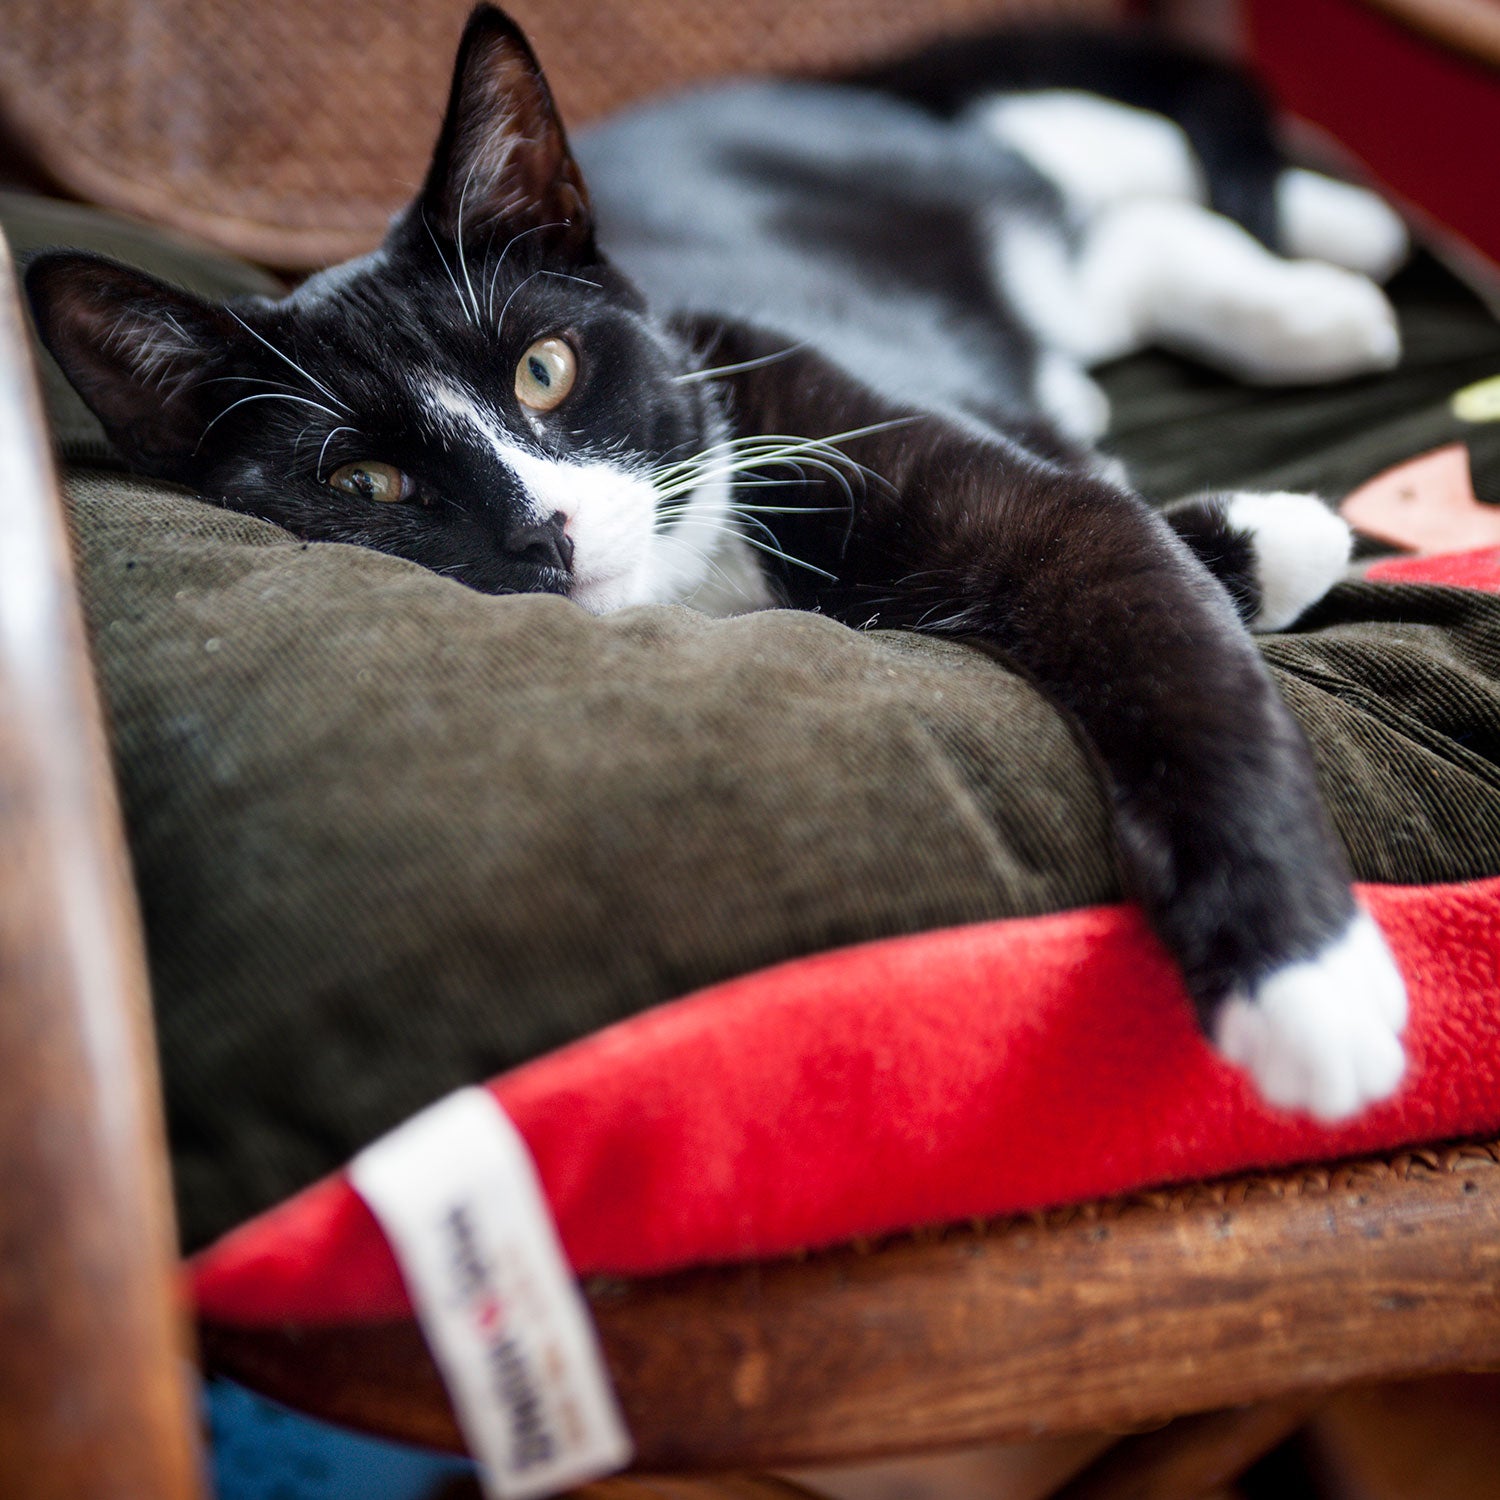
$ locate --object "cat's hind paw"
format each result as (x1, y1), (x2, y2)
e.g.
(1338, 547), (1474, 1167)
(1226, 490), (1352, 632)
(1276, 168), (1410, 283)
(1214, 911), (1407, 1121)
(1220, 260), (1400, 385)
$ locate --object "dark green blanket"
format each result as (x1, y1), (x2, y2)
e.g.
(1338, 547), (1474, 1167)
(17, 195), (1500, 1249)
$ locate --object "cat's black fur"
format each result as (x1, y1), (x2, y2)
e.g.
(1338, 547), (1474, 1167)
(25, 6), (1405, 1117)
(840, 27), (1284, 247)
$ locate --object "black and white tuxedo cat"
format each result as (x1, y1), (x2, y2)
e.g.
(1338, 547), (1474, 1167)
(26, 7), (1412, 1119)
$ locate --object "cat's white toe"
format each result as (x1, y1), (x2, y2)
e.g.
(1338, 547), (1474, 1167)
(1276, 168), (1410, 283)
(1225, 490), (1352, 631)
(1214, 911), (1407, 1121)
(1230, 262), (1401, 385)
(1035, 350), (1111, 443)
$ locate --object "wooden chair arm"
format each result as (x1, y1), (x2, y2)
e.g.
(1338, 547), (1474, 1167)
(1361, 0), (1500, 68)
(0, 229), (205, 1499)
(203, 1140), (1500, 1472)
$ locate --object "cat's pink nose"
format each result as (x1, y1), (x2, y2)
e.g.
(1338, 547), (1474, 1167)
(505, 512), (574, 573)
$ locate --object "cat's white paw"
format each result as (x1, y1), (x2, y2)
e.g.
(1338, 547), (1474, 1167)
(1225, 490), (1352, 632)
(1276, 168), (1410, 283)
(1225, 261), (1401, 384)
(1215, 911), (1407, 1121)
(1035, 351), (1111, 443)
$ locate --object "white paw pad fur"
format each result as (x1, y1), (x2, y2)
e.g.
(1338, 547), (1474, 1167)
(1225, 490), (1352, 632)
(1215, 912), (1408, 1121)
(1276, 168), (1410, 283)
(1232, 261), (1401, 384)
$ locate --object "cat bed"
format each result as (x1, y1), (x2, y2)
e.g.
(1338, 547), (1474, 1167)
(10, 192), (1500, 1316)
(65, 464), (1500, 1281)
(194, 819), (1500, 1325)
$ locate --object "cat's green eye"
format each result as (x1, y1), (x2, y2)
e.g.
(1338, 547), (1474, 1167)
(515, 336), (577, 412)
(326, 460), (413, 504)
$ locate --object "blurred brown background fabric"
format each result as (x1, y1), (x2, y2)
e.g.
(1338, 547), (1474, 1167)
(0, 0), (1120, 270)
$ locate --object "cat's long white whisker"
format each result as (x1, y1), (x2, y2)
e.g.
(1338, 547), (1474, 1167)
(656, 500), (846, 520)
(658, 478), (798, 499)
(496, 268), (604, 335)
(290, 421), (321, 464)
(651, 528), (742, 597)
(655, 441), (862, 504)
(730, 424), (911, 491)
(649, 423), (909, 497)
(225, 311), (352, 413)
(663, 496), (807, 567)
(316, 425), (361, 481)
(496, 269), (544, 334)
(815, 417), (919, 444)
(731, 531), (838, 580)
(673, 345), (805, 383)
(454, 160), (485, 326)
(728, 502), (848, 515)
(708, 476), (795, 488)
(655, 511), (765, 584)
(650, 441), (844, 486)
(420, 211), (476, 329)
(720, 507), (783, 552)
(485, 221), (566, 321)
(195, 392), (349, 450)
(752, 452), (855, 500)
(913, 605), (978, 633)
(671, 418), (914, 454)
(651, 459), (856, 507)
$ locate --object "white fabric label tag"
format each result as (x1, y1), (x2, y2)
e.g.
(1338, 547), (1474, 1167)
(349, 1087), (632, 1500)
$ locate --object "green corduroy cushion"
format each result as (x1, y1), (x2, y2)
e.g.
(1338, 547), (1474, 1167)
(11, 194), (1500, 1248)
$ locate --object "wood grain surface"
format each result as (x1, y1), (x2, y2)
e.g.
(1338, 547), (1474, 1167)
(202, 1141), (1500, 1472)
(1362, 0), (1500, 68)
(0, 232), (205, 1498)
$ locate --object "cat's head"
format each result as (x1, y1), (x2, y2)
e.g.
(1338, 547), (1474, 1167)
(26, 5), (727, 610)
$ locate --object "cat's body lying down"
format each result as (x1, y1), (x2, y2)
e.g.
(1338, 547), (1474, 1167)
(27, 7), (1410, 1118)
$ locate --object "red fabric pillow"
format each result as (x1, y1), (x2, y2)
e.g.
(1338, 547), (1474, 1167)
(192, 547), (1500, 1326)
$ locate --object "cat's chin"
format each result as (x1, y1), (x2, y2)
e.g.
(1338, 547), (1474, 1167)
(570, 568), (651, 615)
(571, 550), (715, 614)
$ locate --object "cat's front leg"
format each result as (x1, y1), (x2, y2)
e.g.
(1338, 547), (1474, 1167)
(703, 330), (1407, 1119)
(942, 477), (1407, 1120)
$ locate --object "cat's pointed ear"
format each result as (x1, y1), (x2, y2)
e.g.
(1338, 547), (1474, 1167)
(25, 251), (239, 479)
(411, 4), (593, 257)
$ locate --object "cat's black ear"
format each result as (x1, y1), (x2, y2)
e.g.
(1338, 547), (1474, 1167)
(25, 251), (239, 478)
(412, 5), (593, 257)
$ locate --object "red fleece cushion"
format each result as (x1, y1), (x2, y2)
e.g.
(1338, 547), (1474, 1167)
(192, 549), (1500, 1327)
(1367, 546), (1500, 590)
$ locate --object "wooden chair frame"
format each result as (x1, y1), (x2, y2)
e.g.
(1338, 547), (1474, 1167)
(5, 0), (1500, 1469)
(200, 1143), (1500, 1476)
(0, 229), (204, 1500)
